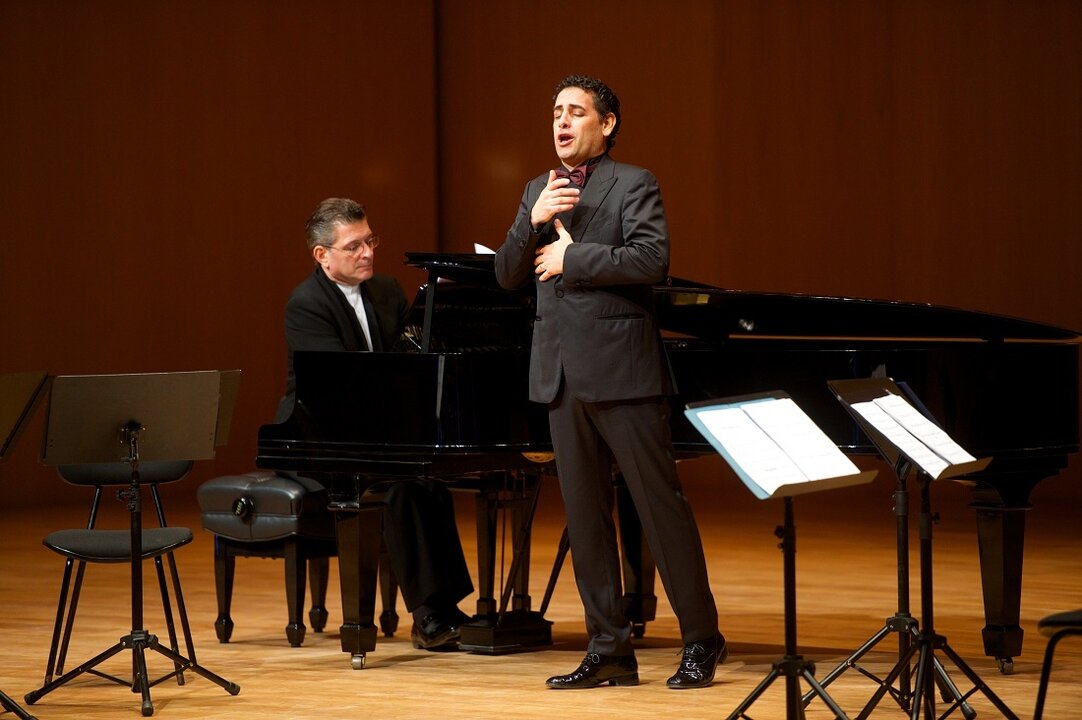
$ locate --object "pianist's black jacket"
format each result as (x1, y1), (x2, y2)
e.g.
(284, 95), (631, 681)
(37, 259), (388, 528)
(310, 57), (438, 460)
(276, 266), (409, 423)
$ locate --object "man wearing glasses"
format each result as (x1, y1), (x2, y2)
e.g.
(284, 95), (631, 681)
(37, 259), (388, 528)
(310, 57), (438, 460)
(275, 197), (474, 651)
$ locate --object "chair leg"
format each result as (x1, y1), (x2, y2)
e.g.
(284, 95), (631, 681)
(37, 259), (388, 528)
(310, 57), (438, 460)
(1034, 628), (1082, 720)
(164, 550), (198, 667)
(55, 558), (92, 679)
(153, 554), (185, 685)
(212, 536), (235, 643)
(308, 555), (329, 633)
(283, 537), (307, 647)
(43, 559), (76, 684)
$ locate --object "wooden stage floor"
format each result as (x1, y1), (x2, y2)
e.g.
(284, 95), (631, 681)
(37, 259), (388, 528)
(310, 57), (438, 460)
(1, 462), (1079, 719)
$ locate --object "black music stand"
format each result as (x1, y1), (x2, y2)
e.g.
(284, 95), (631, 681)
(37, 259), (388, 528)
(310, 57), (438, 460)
(685, 392), (877, 720)
(24, 371), (240, 717)
(829, 378), (1018, 720)
(804, 378), (975, 717)
(0, 371), (49, 720)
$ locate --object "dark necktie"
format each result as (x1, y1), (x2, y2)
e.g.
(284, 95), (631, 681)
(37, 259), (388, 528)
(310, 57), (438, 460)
(556, 165), (587, 187)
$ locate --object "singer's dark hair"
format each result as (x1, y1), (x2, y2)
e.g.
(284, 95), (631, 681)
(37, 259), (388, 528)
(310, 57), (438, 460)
(306, 198), (367, 250)
(553, 74), (621, 150)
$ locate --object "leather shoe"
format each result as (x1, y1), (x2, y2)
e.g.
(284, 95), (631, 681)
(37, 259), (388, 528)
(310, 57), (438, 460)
(546, 652), (639, 689)
(667, 633), (727, 689)
(411, 613), (461, 650)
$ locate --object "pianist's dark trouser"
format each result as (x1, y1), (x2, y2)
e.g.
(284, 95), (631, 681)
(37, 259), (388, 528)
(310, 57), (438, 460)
(549, 389), (719, 657)
(381, 479), (474, 618)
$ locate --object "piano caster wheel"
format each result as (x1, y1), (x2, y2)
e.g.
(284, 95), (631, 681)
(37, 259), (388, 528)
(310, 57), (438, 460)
(631, 623), (646, 639)
(350, 654), (366, 670)
(997, 656), (1014, 675)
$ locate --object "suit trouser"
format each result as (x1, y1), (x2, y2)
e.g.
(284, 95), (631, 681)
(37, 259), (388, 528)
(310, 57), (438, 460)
(381, 480), (474, 616)
(549, 388), (718, 656)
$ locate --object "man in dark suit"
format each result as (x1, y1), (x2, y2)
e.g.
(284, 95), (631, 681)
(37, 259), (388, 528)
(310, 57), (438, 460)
(277, 197), (474, 650)
(495, 76), (725, 689)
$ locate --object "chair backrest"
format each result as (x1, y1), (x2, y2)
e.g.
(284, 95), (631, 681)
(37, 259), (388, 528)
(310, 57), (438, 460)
(56, 460), (194, 529)
(57, 460), (193, 487)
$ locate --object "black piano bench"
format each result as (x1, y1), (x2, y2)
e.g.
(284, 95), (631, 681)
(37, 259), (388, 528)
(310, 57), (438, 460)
(197, 471), (337, 647)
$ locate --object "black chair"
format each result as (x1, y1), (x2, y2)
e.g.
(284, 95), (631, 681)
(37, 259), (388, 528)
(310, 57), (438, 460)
(1033, 608), (1082, 719)
(39, 460), (195, 687)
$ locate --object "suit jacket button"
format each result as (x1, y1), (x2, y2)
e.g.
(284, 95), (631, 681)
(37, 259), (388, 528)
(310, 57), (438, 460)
(555, 288), (565, 298)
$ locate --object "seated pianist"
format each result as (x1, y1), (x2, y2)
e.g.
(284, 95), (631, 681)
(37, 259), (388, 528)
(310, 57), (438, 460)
(273, 196), (474, 649)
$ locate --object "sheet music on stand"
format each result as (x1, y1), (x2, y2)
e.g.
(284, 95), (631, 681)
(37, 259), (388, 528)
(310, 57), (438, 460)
(685, 391), (876, 499)
(686, 391), (876, 719)
(828, 378), (991, 481)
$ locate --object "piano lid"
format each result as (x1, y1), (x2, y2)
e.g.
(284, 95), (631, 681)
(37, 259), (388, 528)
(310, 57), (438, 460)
(405, 252), (1081, 345)
(655, 287), (1082, 344)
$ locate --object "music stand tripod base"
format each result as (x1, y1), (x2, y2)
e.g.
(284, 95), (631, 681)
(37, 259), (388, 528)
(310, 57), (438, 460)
(854, 474), (1019, 720)
(803, 461), (975, 719)
(1, 690), (37, 720)
(725, 496), (849, 720)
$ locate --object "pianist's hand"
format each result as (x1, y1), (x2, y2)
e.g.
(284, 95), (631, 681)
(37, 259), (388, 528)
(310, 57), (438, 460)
(530, 170), (580, 229)
(534, 219), (573, 282)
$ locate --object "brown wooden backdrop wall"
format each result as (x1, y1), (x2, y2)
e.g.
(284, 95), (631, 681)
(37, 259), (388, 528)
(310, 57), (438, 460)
(2, 0), (1080, 509)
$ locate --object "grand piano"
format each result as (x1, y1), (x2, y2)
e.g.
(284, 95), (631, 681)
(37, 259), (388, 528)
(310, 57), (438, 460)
(257, 252), (1080, 671)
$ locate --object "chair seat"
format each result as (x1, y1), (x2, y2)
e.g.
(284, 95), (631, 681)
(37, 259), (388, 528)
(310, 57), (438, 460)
(44, 527), (193, 563)
(1039, 609), (1082, 636)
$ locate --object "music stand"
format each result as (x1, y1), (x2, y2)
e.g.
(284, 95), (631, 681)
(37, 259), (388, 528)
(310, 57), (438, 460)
(0, 371), (48, 720)
(685, 391), (877, 719)
(24, 371), (240, 717)
(828, 377), (1018, 720)
(803, 378), (975, 717)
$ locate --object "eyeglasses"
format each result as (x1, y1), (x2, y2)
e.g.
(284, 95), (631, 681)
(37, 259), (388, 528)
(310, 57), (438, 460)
(321, 235), (380, 257)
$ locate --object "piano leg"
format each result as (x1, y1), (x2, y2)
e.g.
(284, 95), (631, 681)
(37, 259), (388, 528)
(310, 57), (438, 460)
(459, 471), (553, 653)
(969, 472), (1048, 675)
(473, 485), (499, 618)
(333, 504), (382, 669)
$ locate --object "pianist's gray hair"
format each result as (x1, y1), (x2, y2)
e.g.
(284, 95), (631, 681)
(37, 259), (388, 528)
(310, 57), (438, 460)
(306, 198), (367, 251)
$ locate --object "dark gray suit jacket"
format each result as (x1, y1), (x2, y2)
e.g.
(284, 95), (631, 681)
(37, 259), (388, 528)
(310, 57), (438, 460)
(495, 154), (675, 404)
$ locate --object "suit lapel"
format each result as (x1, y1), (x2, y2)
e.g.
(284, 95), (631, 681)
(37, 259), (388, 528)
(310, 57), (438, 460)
(314, 268), (369, 351)
(569, 155), (616, 240)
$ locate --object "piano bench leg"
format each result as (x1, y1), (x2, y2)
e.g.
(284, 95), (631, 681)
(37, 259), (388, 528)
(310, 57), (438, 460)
(378, 550), (399, 637)
(213, 537), (235, 643)
(308, 555), (330, 633)
(284, 537), (307, 647)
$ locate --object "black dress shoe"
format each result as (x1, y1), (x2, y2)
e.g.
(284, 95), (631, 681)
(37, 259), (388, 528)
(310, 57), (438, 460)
(546, 653), (639, 689)
(411, 613), (461, 650)
(667, 633), (727, 689)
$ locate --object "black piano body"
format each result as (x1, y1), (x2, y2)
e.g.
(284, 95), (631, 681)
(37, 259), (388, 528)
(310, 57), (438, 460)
(258, 252), (1079, 670)
(654, 284), (1079, 671)
(258, 263), (554, 665)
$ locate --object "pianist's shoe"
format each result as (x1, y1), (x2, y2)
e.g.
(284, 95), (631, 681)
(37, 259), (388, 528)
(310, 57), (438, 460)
(666, 632), (727, 689)
(411, 609), (468, 651)
(546, 652), (639, 689)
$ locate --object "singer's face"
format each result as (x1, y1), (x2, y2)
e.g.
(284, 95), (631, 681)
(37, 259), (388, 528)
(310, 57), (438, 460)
(314, 219), (376, 286)
(552, 86), (614, 169)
